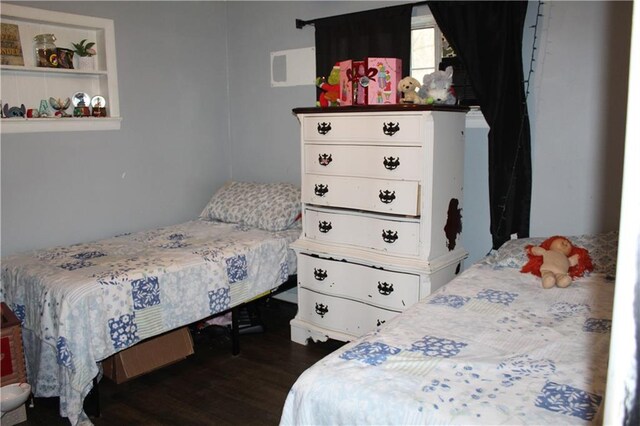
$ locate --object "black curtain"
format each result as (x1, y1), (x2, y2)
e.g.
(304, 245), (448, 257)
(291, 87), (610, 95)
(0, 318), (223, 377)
(313, 4), (413, 79)
(428, 1), (532, 249)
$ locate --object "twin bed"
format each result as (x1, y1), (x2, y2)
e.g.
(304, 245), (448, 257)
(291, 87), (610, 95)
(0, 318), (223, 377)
(1, 179), (618, 426)
(0, 181), (302, 425)
(281, 231), (618, 425)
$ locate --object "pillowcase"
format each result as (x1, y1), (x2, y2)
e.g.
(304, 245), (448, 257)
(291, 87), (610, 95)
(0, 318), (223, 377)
(200, 181), (301, 232)
(483, 231), (618, 278)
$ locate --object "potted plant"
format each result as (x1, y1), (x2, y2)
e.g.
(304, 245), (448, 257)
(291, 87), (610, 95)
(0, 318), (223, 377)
(71, 39), (96, 70)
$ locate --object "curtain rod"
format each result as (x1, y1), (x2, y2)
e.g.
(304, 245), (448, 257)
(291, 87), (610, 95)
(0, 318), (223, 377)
(296, 1), (428, 29)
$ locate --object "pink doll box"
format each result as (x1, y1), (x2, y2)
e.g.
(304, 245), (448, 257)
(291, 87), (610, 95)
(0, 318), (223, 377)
(365, 57), (402, 105)
(338, 60), (354, 106)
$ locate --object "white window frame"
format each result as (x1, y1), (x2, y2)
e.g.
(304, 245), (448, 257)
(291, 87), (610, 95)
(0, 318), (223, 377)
(410, 9), (443, 81)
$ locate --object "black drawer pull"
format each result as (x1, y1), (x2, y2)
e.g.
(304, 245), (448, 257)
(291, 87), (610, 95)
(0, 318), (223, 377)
(318, 221), (333, 233)
(382, 122), (400, 136)
(382, 230), (398, 243)
(377, 281), (394, 295)
(315, 303), (329, 317)
(317, 122), (332, 135)
(313, 268), (328, 281)
(318, 153), (333, 166)
(379, 190), (396, 204)
(314, 184), (329, 197)
(383, 156), (400, 170)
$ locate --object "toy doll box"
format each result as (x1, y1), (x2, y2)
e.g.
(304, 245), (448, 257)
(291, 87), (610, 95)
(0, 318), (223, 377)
(338, 60), (355, 106)
(365, 57), (402, 105)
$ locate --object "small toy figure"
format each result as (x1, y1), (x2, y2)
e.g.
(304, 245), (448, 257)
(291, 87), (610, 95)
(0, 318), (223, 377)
(49, 97), (71, 117)
(38, 99), (51, 117)
(2, 103), (26, 117)
(316, 63), (341, 107)
(397, 76), (423, 104)
(521, 236), (594, 288)
(419, 66), (456, 105)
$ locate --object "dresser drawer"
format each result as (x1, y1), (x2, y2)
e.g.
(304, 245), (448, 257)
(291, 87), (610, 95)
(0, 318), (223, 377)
(302, 114), (423, 144)
(303, 207), (420, 256)
(305, 144), (422, 181)
(298, 254), (419, 311)
(303, 175), (420, 216)
(297, 288), (399, 336)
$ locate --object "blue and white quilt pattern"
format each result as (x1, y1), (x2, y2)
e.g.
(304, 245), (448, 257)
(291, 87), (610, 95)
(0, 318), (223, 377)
(1, 219), (299, 426)
(281, 264), (613, 425)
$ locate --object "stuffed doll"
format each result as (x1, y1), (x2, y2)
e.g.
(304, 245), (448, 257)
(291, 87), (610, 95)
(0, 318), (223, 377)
(418, 65), (456, 105)
(521, 236), (594, 288)
(397, 76), (423, 104)
(316, 63), (341, 107)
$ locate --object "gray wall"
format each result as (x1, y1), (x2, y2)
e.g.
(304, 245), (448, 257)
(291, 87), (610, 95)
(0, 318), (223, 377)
(1, 1), (232, 255)
(1, 1), (632, 267)
(529, 1), (630, 238)
(225, 1), (400, 183)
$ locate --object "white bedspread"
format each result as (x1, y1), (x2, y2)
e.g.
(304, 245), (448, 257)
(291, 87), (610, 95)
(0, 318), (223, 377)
(281, 263), (613, 425)
(1, 219), (300, 425)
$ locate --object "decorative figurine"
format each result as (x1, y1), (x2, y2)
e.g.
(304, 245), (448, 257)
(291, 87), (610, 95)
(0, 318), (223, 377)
(72, 92), (91, 117)
(49, 97), (71, 117)
(38, 99), (51, 117)
(2, 103), (26, 117)
(91, 95), (107, 117)
(56, 47), (74, 69)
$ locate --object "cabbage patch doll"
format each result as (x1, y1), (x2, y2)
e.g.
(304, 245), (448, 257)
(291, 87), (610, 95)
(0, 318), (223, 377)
(521, 236), (594, 288)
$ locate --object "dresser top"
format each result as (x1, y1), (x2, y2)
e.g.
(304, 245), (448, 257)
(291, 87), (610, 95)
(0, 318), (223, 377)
(292, 104), (470, 115)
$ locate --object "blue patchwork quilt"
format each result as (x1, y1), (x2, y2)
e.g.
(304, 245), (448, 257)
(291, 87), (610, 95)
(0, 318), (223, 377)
(281, 263), (613, 425)
(1, 219), (299, 425)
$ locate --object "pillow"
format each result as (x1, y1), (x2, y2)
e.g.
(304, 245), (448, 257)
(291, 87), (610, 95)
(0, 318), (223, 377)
(483, 231), (618, 278)
(200, 181), (301, 232)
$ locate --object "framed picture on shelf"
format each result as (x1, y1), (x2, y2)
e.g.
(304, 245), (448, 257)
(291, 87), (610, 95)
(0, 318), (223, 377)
(1, 23), (25, 66)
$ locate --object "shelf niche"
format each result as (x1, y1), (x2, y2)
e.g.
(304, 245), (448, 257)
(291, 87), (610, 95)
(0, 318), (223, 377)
(1, 3), (121, 133)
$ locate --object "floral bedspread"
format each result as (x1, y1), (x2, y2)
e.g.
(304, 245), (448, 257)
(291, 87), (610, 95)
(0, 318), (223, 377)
(1, 219), (299, 425)
(281, 263), (613, 425)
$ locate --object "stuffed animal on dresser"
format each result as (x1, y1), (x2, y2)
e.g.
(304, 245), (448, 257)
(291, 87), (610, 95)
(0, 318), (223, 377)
(397, 76), (423, 104)
(418, 65), (456, 105)
(316, 63), (341, 107)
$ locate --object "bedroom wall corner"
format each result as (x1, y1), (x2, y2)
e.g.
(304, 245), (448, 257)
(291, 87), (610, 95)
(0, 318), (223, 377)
(528, 0), (631, 238)
(223, 1), (402, 185)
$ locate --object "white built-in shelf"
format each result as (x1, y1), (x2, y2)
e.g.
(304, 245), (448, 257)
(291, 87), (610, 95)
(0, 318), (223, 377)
(1, 117), (122, 134)
(1, 64), (108, 76)
(1, 4), (121, 134)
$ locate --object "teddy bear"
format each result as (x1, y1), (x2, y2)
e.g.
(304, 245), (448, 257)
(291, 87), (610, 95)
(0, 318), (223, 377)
(397, 76), (423, 104)
(418, 65), (456, 105)
(316, 63), (341, 107)
(521, 235), (594, 289)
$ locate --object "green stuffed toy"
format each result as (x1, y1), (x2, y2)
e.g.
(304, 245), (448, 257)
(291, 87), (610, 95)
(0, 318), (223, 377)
(316, 63), (341, 107)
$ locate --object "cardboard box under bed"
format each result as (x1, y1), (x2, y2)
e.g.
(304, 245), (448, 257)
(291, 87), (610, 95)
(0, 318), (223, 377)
(102, 326), (194, 384)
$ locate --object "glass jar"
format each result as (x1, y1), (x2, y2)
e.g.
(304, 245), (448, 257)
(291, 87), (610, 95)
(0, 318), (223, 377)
(34, 34), (58, 67)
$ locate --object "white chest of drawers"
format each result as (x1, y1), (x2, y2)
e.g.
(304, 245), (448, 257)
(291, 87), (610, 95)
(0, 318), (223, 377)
(290, 105), (468, 344)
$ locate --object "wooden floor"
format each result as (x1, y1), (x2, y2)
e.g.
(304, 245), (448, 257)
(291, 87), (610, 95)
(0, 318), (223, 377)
(22, 299), (344, 425)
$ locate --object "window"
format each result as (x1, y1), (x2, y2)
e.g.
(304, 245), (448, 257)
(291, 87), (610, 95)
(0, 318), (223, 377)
(410, 7), (458, 82)
(410, 9), (441, 81)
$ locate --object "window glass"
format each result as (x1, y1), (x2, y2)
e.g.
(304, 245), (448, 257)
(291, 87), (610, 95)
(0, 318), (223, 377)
(411, 27), (435, 80)
(410, 8), (440, 82)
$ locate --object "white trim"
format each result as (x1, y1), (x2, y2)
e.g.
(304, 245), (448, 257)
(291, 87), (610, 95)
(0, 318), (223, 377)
(603, 0), (639, 422)
(0, 3), (120, 133)
(466, 109), (488, 129)
(1, 117), (122, 133)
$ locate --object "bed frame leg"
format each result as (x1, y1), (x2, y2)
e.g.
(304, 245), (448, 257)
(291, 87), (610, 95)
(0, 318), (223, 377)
(85, 376), (101, 418)
(231, 306), (240, 356)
